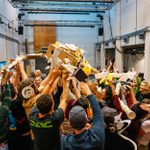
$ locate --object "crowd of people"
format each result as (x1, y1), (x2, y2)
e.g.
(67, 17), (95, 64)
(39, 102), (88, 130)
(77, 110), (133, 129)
(0, 55), (150, 150)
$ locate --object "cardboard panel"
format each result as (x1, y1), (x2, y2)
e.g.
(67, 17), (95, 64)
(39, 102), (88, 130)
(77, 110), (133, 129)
(34, 21), (56, 52)
(34, 22), (56, 72)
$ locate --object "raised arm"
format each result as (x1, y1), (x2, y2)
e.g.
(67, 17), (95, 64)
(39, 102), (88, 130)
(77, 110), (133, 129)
(106, 60), (113, 72)
(87, 81), (103, 100)
(80, 82), (104, 126)
(71, 77), (81, 100)
(41, 67), (62, 94)
(49, 77), (60, 95)
(58, 70), (69, 112)
(38, 68), (55, 93)
(18, 60), (28, 80)
(80, 82), (105, 148)
(125, 85), (138, 108)
(11, 64), (20, 90)
(108, 80), (122, 111)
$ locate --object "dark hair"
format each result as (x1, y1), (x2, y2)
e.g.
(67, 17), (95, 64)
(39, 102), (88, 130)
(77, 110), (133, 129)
(138, 72), (144, 81)
(131, 103), (148, 120)
(18, 78), (34, 95)
(142, 98), (150, 104)
(36, 94), (53, 115)
(111, 58), (115, 64)
(102, 106), (117, 132)
(30, 72), (36, 78)
(0, 85), (5, 102)
(104, 85), (114, 108)
(105, 85), (112, 99)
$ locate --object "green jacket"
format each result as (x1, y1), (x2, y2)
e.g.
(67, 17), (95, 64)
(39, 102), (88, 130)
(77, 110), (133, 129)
(0, 84), (11, 143)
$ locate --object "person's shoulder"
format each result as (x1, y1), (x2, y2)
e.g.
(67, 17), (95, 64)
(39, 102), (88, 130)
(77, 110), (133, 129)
(53, 108), (64, 115)
(0, 105), (8, 115)
(62, 134), (73, 142)
(51, 108), (64, 121)
(29, 109), (39, 120)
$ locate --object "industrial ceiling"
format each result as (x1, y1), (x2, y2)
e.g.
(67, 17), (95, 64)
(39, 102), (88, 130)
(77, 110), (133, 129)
(9, 0), (119, 12)
(7, 0), (119, 27)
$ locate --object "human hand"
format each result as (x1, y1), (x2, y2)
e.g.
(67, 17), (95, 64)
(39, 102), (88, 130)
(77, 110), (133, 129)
(52, 66), (62, 77)
(87, 81), (98, 92)
(80, 82), (92, 97)
(18, 60), (24, 71)
(140, 103), (150, 113)
(107, 80), (114, 88)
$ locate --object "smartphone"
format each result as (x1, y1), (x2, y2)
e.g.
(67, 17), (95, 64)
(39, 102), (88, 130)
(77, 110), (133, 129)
(74, 68), (88, 82)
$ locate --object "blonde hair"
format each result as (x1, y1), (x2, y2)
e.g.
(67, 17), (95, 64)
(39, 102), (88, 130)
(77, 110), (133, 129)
(141, 81), (150, 94)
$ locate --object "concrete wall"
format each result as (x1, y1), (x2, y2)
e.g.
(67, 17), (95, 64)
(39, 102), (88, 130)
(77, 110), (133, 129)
(104, 0), (148, 40)
(0, 1), (99, 68)
(124, 53), (144, 72)
(0, 0), (19, 62)
(24, 13), (99, 66)
(102, 0), (150, 79)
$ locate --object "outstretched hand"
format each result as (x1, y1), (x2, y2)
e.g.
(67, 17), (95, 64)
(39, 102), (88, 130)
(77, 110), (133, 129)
(62, 69), (69, 81)
(80, 82), (92, 97)
(52, 66), (62, 77)
(1, 71), (13, 85)
(140, 103), (150, 113)
(107, 79), (114, 88)
(87, 81), (98, 93)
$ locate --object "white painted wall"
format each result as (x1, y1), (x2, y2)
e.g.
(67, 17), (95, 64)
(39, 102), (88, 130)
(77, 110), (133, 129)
(24, 13), (99, 66)
(1, 0), (148, 75)
(104, 0), (148, 40)
(124, 53), (144, 73)
(0, 0), (19, 62)
(103, 0), (150, 74)
(57, 26), (98, 65)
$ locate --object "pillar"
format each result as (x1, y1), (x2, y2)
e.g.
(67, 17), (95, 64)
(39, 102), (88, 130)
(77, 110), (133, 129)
(100, 42), (106, 71)
(115, 40), (124, 73)
(144, 31), (150, 82)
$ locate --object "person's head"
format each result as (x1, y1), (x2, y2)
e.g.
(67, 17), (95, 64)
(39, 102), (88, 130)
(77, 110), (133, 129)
(36, 94), (54, 115)
(140, 81), (149, 94)
(34, 77), (42, 87)
(131, 102), (149, 120)
(18, 78), (38, 100)
(30, 72), (36, 78)
(138, 72), (144, 81)
(69, 105), (87, 130)
(102, 106), (118, 132)
(34, 69), (42, 78)
(100, 85), (112, 100)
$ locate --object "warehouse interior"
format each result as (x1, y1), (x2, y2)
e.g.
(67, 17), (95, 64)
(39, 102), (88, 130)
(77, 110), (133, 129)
(1, 1), (150, 150)
(0, 0), (150, 81)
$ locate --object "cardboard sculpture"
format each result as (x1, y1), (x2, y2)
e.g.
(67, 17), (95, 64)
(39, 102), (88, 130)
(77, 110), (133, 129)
(45, 41), (99, 77)
(51, 42), (83, 66)
(46, 44), (55, 59)
(4, 53), (47, 72)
